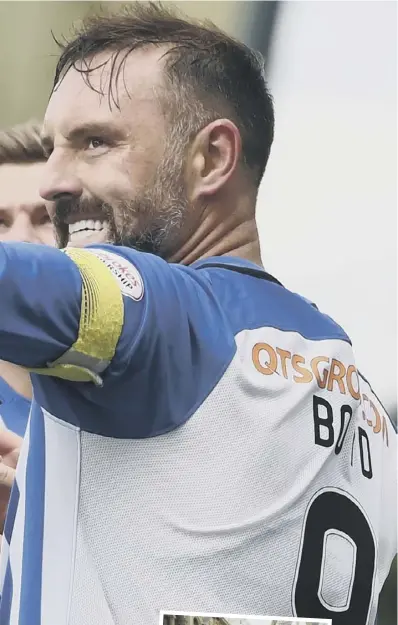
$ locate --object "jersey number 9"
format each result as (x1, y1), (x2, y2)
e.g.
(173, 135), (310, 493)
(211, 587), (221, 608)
(293, 488), (376, 625)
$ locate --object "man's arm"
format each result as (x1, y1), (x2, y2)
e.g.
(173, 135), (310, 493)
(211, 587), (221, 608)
(0, 242), (81, 367)
(0, 241), (236, 438)
(0, 242), (124, 385)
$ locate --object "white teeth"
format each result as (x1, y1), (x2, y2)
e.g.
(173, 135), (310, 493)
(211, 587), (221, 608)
(68, 219), (107, 234)
(68, 221), (110, 247)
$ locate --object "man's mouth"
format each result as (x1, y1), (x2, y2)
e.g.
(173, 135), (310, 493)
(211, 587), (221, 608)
(67, 218), (109, 247)
(68, 219), (106, 235)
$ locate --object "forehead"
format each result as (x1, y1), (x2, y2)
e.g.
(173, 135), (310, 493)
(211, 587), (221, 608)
(44, 47), (168, 136)
(0, 162), (46, 208)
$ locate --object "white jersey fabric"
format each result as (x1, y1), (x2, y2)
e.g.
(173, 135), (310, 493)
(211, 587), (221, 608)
(0, 243), (395, 625)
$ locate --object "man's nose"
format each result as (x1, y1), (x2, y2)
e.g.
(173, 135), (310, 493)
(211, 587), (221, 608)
(39, 158), (83, 203)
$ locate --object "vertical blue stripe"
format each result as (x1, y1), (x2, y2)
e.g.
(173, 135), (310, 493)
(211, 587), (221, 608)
(18, 405), (45, 625)
(4, 480), (19, 545)
(0, 483), (20, 624)
(3, 481), (20, 545)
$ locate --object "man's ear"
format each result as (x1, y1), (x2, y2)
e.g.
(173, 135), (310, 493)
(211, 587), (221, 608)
(186, 119), (242, 202)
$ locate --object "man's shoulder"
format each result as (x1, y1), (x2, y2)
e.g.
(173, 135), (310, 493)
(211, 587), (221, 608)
(193, 257), (350, 346)
(83, 247), (351, 346)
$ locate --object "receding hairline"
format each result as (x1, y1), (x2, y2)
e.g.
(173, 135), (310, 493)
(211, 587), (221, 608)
(51, 2), (274, 186)
(48, 44), (219, 154)
(53, 43), (172, 105)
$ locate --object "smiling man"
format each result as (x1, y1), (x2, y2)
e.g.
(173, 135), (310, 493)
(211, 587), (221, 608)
(0, 4), (396, 625)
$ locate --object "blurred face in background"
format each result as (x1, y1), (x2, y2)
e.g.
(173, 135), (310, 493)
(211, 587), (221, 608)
(0, 161), (55, 245)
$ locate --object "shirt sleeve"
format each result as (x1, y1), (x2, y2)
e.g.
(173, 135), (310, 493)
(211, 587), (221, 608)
(66, 244), (236, 437)
(0, 242), (236, 438)
(0, 242), (81, 366)
(0, 242), (125, 385)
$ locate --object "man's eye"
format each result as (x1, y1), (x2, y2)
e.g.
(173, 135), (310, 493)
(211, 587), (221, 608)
(87, 138), (106, 150)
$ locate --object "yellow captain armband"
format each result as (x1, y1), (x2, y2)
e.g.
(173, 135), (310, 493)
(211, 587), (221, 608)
(27, 248), (124, 386)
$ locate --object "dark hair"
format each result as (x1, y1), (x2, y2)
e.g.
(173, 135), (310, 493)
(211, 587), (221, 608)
(0, 120), (46, 165)
(53, 1), (274, 186)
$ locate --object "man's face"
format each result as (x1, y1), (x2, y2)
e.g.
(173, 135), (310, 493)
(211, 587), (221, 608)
(0, 161), (55, 245)
(41, 48), (191, 256)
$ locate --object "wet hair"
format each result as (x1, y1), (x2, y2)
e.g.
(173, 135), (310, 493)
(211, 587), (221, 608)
(53, 1), (274, 187)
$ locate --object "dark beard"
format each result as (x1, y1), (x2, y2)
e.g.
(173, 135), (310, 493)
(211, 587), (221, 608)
(53, 189), (188, 257)
(53, 132), (189, 255)
(53, 197), (115, 249)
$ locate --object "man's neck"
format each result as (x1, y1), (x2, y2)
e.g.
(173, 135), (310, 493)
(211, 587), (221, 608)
(168, 189), (263, 267)
(0, 360), (32, 401)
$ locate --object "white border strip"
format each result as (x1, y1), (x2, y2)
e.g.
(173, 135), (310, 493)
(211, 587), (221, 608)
(159, 611), (332, 624)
